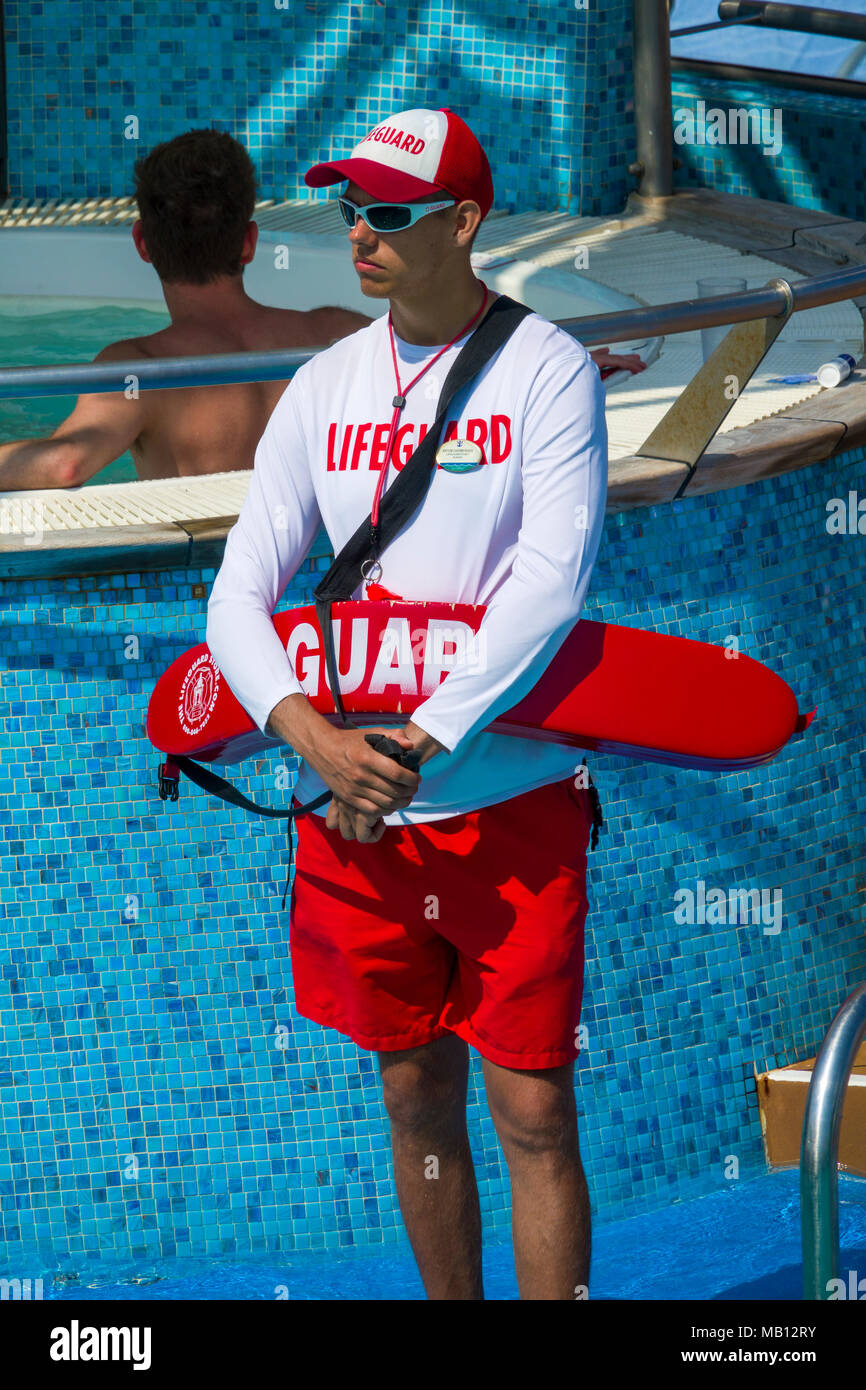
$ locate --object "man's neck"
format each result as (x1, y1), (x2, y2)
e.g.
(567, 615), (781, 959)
(387, 275), (495, 347)
(161, 275), (257, 326)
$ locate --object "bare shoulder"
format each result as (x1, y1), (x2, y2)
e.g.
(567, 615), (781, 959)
(92, 336), (153, 363)
(306, 305), (375, 344)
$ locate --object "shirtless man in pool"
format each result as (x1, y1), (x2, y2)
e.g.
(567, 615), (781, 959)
(0, 128), (643, 492)
(0, 129), (371, 491)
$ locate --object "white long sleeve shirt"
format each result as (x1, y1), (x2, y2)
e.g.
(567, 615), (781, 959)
(206, 304), (608, 824)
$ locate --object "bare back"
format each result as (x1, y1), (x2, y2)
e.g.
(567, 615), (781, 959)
(108, 303), (371, 481)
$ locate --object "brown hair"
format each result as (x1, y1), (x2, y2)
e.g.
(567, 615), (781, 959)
(133, 129), (258, 284)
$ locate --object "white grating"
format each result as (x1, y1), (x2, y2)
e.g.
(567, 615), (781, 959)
(2, 471), (252, 533)
(0, 195), (278, 228)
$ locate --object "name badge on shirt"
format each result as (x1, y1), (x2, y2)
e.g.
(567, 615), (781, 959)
(435, 439), (484, 473)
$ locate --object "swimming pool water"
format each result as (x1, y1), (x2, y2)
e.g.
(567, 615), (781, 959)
(23, 1170), (866, 1301)
(0, 296), (169, 485)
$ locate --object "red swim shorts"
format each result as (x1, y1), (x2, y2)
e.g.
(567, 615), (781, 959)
(288, 775), (594, 1070)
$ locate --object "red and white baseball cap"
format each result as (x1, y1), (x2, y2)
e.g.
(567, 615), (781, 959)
(304, 107), (494, 219)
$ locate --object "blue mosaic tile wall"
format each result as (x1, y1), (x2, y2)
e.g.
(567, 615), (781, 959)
(2, 0), (634, 218)
(671, 72), (866, 220)
(1, 443), (863, 1268)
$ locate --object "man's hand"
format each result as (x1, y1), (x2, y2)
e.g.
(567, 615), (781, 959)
(264, 693), (448, 846)
(324, 720), (447, 843)
(325, 794), (390, 843)
(324, 725), (417, 842)
(320, 723), (420, 804)
(589, 347), (646, 376)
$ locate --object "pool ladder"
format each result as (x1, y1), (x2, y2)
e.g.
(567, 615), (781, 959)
(801, 982), (866, 1300)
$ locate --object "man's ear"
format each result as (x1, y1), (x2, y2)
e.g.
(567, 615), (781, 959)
(240, 221), (259, 266)
(454, 200), (481, 247)
(131, 219), (152, 264)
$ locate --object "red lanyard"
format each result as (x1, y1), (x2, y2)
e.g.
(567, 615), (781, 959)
(369, 284), (490, 530)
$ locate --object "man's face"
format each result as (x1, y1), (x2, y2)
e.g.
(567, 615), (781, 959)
(342, 181), (477, 300)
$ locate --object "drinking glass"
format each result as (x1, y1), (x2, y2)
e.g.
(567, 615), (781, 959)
(697, 277), (747, 362)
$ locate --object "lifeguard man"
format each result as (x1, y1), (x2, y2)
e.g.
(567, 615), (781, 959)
(207, 108), (608, 1300)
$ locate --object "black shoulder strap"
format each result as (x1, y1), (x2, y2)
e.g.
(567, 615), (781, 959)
(313, 291), (532, 723)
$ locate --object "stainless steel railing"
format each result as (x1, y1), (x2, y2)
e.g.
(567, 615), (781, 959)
(672, 1), (866, 42)
(719, 2), (866, 44)
(0, 262), (864, 400)
(801, 982), (866, 1300)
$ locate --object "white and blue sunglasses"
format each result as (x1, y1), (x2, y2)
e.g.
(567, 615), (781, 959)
(337, 193), (456, 233)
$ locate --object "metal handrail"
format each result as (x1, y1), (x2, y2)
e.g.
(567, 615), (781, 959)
(801, 982), (866, 1300)
(0, 262), (864, 400)
(673, 2), (866, 42)
(719, 3), (866, 44)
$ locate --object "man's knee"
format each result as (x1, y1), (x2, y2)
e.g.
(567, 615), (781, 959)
(377, 1033), (469, 1131)
(484, 1062), (578, 1156)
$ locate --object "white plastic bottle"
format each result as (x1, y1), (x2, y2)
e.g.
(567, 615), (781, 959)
(817, 353), (857, 388)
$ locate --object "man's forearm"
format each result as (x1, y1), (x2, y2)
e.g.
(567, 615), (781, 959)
(0, 438), (74, 491)
(401, 720), (448, 767)
(265, 691), (337, 763)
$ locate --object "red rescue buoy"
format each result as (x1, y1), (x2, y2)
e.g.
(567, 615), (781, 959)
(147, 599), (815, 774)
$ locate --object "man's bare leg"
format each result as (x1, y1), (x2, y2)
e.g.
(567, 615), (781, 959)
(377, 1033), (483, 1300)
(482, 1058), (590, 1300)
